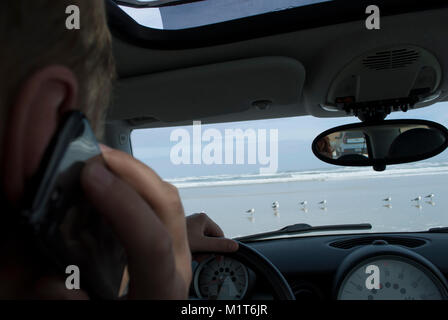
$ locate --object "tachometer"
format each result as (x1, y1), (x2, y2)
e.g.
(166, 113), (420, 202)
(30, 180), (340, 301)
(193, 256), (249, 300)
(338, 255), (448, 300)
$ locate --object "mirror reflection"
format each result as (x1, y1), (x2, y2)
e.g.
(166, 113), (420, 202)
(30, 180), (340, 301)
(316, 131), (368, 161)
(313, 121), (448, 168)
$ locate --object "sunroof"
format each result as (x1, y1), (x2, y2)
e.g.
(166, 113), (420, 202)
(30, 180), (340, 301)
(118, 0), (333, 30)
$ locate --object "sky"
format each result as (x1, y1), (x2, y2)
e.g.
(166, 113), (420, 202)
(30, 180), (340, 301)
(131, 102), (448, 179)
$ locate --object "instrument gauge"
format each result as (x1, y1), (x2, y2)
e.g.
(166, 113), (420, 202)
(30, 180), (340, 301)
(193, 256), (249, 300)
(338, 255), (448, 300)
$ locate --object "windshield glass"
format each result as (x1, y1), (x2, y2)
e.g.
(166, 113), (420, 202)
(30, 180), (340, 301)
(119, 0), (333, 30)
(131, 102), (448, 238)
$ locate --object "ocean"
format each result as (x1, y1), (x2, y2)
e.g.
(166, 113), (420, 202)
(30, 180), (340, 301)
(171, 162), (448, 238)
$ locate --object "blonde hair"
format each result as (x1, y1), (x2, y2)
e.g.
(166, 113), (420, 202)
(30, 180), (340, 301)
(0, 0), (115, 138)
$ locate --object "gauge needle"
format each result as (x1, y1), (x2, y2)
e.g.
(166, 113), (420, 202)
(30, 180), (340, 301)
(217, 277), (238, 299)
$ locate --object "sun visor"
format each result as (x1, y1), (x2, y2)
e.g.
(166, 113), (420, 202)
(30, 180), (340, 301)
(109, 56), (305, 123)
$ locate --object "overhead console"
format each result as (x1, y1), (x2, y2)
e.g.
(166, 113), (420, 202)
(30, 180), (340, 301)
(322, 45), (442, 121)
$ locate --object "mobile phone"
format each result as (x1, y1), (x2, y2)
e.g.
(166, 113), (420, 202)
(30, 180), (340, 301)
(20, 111), (126, 299)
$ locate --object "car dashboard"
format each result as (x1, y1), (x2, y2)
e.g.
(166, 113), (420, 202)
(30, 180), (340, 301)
(190, 232), (448, 300)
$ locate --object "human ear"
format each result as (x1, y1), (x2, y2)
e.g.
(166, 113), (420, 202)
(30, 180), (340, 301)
(1, 65), (78, 205)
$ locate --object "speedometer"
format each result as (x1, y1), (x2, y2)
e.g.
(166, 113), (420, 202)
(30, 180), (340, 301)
(193, 256), (249, 300)
(338, 255), (448, 300)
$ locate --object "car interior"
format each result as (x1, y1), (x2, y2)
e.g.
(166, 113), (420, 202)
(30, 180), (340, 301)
(103, 0), (448, 300)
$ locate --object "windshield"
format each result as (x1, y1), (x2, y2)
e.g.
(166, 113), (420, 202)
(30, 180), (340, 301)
(131, 102), (448, 239)
(119, 0), (333, 30)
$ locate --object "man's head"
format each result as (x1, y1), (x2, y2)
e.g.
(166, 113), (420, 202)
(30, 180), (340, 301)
(0, 0), (115, 204)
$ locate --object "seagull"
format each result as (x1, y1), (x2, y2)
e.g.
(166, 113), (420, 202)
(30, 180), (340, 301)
(383, 197), (392, 202)
(272, 201), (280, 209)
(425, 194), (435, 199)
(246, 208), (255, 214)
(300, 201), (308, 206)
(319, 200), (327, 205)
(412, 196), (422, 202)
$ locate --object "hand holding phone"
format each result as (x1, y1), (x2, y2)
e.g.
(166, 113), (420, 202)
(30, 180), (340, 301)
(82, 147), (193, 299)
(20, 111), (191, 299)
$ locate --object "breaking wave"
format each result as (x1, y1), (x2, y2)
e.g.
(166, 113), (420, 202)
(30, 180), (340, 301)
(167, 162), (448, 188)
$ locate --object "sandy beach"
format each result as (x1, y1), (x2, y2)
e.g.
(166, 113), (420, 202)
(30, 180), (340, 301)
(175, 163), (448, 238)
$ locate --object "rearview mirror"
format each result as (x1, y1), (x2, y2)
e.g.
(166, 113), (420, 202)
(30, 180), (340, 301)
(312, 120), (448, 171)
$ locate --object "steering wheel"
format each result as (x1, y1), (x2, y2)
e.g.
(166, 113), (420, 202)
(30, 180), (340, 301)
(194, 241), (295, 300)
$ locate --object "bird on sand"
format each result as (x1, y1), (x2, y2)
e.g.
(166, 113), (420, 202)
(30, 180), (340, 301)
(411, 196), (422, 202)
(383, 197), (392, 202)
(246, 208), (255, 214)
(425, 194), (435, 199)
